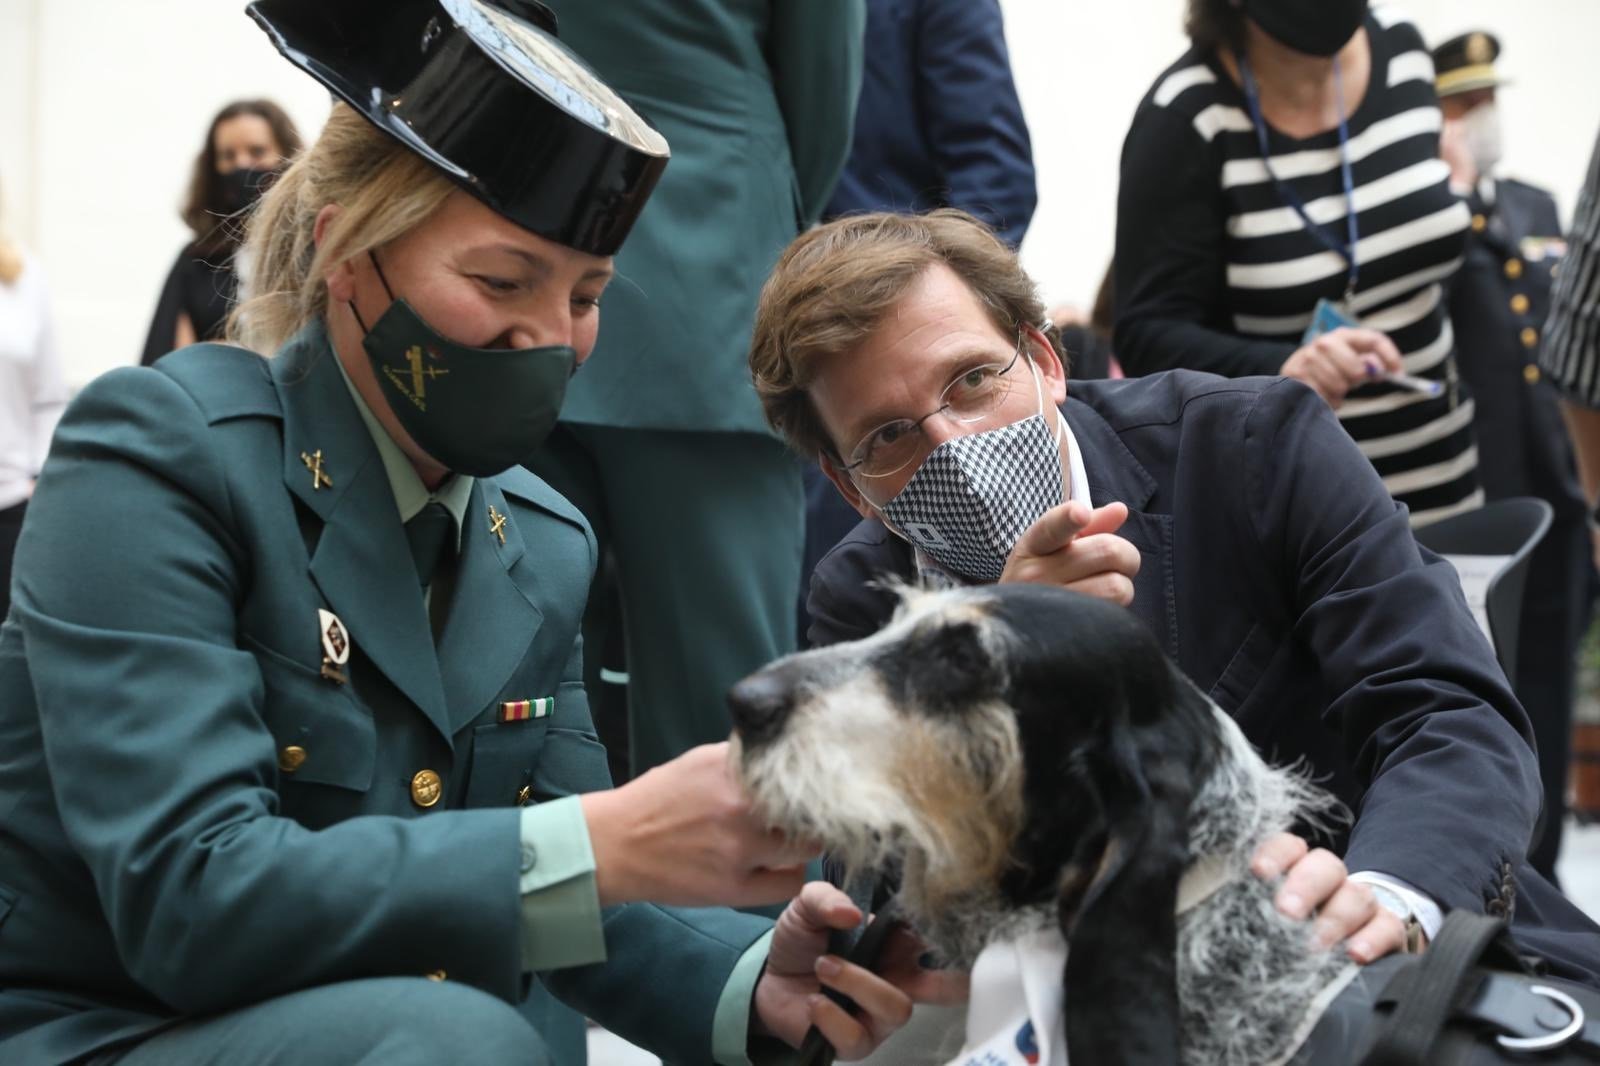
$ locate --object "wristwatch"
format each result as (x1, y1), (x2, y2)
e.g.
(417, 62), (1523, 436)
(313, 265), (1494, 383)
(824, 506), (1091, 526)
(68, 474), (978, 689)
(1370, 884), (1428, 954)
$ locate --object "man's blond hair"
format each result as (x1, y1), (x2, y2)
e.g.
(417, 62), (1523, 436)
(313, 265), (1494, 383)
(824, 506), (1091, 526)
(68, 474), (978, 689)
(748, 210), (1059, 462)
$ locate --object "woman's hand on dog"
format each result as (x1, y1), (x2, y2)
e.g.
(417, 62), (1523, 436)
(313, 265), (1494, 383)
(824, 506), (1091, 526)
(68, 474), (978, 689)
(753, 882), (970, 1058)
(1000, 500), (1142, 606)
(1252, 832), (1409, 963)
(582, 742), (818, 908)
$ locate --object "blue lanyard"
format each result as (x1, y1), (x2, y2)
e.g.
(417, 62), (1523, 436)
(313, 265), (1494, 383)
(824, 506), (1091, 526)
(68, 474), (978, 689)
(1238, 55), (1360, 303)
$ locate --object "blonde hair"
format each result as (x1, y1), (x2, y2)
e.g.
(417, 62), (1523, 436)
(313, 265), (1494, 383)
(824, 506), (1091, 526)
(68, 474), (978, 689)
(748, 210), (1059, 463)
(229, 102), (455, 353)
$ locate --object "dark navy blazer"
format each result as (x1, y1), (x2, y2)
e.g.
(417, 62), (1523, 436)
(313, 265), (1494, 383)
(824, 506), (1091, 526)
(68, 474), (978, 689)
(809, 371), (1600, 985)
(822, 0), (1037, 246)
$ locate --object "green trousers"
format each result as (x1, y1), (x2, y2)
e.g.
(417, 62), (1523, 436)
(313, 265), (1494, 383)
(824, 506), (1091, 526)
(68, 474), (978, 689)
(98, 978), (552, 1065)
(528, 425), (804, 774)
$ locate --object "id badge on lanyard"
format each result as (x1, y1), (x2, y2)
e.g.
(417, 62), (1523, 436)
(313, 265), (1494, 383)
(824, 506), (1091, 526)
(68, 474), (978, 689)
(1238, 56), (1360, 330)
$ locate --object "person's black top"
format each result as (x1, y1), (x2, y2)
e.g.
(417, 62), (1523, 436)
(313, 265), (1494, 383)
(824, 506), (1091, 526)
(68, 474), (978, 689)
(139, 248), (237, 367)
(1114, 7), (1481, 526)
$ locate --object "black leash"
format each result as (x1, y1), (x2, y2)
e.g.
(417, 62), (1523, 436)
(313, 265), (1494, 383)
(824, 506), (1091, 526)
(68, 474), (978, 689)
(796, 873), (902, 1066)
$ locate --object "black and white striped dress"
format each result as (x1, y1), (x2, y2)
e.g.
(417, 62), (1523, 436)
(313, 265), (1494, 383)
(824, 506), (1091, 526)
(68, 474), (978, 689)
(1115, 5), (1482, 525)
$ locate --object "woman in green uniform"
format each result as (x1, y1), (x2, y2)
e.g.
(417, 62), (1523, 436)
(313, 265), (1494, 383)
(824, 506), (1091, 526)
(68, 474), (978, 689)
(0, 1), (959, 1063)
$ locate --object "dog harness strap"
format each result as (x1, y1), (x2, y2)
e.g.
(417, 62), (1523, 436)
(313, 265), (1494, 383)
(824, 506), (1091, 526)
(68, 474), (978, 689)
(1360, 912), (1513, 1065)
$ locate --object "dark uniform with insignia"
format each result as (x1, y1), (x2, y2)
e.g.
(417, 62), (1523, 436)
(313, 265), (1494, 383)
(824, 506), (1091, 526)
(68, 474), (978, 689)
(0, 2), (775, 1063)
(1435, 31), (1595, 878)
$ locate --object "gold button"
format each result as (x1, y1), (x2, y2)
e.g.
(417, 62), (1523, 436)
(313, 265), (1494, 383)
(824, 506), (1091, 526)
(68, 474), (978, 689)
(1471, 213), (1487, 233)
(1505, 258), (1523, 280)
(426, 969), (447, 982)
(1524, 364), (1542, 384)
(411, 769), (442, 808)
(1510, 293), (1530, 315)
(1521, 327), (1539, 349)
(278, 745), (307, 773)
(515, 784), (533, 807)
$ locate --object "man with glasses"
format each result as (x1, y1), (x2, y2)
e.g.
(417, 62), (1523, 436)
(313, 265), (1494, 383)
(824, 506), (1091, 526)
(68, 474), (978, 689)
(748, 209), (1600, 987)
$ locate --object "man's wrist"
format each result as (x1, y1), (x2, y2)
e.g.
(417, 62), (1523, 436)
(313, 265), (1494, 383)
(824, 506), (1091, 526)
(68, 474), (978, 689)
(1367, 883), (1427, 952)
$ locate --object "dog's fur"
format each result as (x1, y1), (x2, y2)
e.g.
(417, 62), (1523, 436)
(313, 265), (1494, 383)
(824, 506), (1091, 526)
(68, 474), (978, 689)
(729, 583), (1355, 1065)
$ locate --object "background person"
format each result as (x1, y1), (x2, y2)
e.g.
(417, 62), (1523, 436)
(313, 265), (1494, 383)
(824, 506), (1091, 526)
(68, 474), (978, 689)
(139, 98), (302, 365)
(1115, 0), (1482, 527)
(1432, 29), (1595, 881)
(0, 180), (67, 622)
(528, 0), (865, 776)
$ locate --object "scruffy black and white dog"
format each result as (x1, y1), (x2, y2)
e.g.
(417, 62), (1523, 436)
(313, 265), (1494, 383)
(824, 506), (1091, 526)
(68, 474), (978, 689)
(728, 583), (1358, 1066)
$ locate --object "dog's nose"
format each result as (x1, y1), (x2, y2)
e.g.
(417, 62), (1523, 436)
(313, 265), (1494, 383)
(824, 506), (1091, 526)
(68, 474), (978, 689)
(727, 671), (795, 746)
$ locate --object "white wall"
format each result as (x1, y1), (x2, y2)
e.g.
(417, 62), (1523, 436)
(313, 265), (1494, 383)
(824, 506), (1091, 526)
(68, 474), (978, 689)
(1002, 0), (1600, 310)
(0, 0), (331, 389)
(3, 0), (1597, 390)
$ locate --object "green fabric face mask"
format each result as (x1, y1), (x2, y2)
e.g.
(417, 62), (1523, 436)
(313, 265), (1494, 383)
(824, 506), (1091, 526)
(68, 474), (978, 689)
(352, 254), (576, 477)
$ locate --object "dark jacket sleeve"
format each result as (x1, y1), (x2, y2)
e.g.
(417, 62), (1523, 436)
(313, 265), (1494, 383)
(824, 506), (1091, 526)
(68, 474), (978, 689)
(916, 0), (1037, 246)
(768, 0), (867, 226)
(1113, 103), (1294, 378)
(1242, 378), (1539, 911)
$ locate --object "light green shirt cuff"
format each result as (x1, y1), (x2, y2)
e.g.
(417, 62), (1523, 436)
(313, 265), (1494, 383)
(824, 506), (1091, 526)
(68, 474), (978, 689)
(712, 929), (775, 1066)
(518, 796), (606, 971)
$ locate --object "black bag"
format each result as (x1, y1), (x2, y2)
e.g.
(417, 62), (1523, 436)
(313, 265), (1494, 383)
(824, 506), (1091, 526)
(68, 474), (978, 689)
(1296, 911), (1600, 1064)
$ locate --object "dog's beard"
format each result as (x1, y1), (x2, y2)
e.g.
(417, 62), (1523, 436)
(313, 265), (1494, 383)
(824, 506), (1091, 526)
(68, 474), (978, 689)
(732, 672), (1027, 962)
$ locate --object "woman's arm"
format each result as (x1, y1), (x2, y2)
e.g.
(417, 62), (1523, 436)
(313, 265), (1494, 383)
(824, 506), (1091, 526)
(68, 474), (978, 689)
(1113, 103), (1295, 378)
(17, 367), (528, 1014)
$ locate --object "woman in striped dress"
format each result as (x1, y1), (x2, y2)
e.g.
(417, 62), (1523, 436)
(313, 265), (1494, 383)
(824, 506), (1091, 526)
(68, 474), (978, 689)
(1115, 0), (1481, 526)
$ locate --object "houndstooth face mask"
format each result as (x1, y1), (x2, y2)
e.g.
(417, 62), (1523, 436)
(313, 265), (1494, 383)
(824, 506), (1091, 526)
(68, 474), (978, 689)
(875, 352), (1066, 583)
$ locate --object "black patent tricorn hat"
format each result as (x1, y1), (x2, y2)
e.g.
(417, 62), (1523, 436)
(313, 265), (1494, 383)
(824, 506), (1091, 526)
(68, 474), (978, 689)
(246, 0), (670, 256)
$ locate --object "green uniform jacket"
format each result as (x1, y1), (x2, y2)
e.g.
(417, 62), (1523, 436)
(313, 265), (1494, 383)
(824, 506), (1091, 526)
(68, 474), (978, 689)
(550, 0), (866, 433)
(0, 327), (769, 1064)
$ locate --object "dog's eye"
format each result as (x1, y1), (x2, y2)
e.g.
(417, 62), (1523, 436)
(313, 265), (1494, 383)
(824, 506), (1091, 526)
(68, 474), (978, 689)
(887, 620), (998, 712)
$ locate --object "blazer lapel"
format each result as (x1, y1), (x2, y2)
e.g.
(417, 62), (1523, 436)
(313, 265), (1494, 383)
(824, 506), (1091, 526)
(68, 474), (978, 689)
(273, 327), (454, 746)
(1062, 397), (1180, 659)
(436, 480), (545, 733)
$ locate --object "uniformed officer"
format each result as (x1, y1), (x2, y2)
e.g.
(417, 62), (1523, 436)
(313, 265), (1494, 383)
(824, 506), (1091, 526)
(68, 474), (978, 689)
(1435, 29), (1596, 879)
(0, 2), (959, 1063)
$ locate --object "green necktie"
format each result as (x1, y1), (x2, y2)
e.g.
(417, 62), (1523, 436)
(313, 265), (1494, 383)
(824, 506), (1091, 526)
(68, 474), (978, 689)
(404, 502), (455, 589)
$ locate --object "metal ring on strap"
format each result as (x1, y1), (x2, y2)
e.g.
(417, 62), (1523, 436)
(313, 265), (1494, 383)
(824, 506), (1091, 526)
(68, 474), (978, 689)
(1495, 984), (1585, 1052)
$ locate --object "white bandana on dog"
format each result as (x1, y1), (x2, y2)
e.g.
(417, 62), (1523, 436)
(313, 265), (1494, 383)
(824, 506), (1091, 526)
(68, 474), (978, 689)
(944, 856), (1344, 1066)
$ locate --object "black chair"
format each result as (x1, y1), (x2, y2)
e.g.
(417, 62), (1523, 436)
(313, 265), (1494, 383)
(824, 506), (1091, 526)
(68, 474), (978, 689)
(1412, 497), (1553, 682)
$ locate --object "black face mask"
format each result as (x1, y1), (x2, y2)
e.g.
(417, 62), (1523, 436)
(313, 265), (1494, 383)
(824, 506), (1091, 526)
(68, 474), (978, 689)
(1242, 0), (1367, 57)
(216, 166), (279, 214)
(349, 253), (577, 478)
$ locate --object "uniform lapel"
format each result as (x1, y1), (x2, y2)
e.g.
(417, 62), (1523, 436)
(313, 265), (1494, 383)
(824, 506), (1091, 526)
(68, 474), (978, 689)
(273, 326), (454, 746)
(436, 480), (545, 733)
(1062, 397), (1180, 659)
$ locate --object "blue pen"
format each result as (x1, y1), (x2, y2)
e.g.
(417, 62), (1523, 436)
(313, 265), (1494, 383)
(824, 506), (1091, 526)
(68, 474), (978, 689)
(1387, 373), (1443, 396)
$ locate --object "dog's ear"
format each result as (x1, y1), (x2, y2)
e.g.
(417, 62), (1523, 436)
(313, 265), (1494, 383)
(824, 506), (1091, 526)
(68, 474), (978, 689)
(1059, 661), (1218, 1066)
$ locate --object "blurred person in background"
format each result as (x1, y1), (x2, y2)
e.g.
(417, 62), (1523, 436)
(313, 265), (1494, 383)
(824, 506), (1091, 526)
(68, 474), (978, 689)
(800, 0), (1034, 645)
(528, 0), (864, 775)
(1116, 0), (1482, 528)
(1433, 30), (1594, 881)
(1048, 261), (1118, 383)
(0, 179), (67, 622)
(140, 99), (302, 365)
